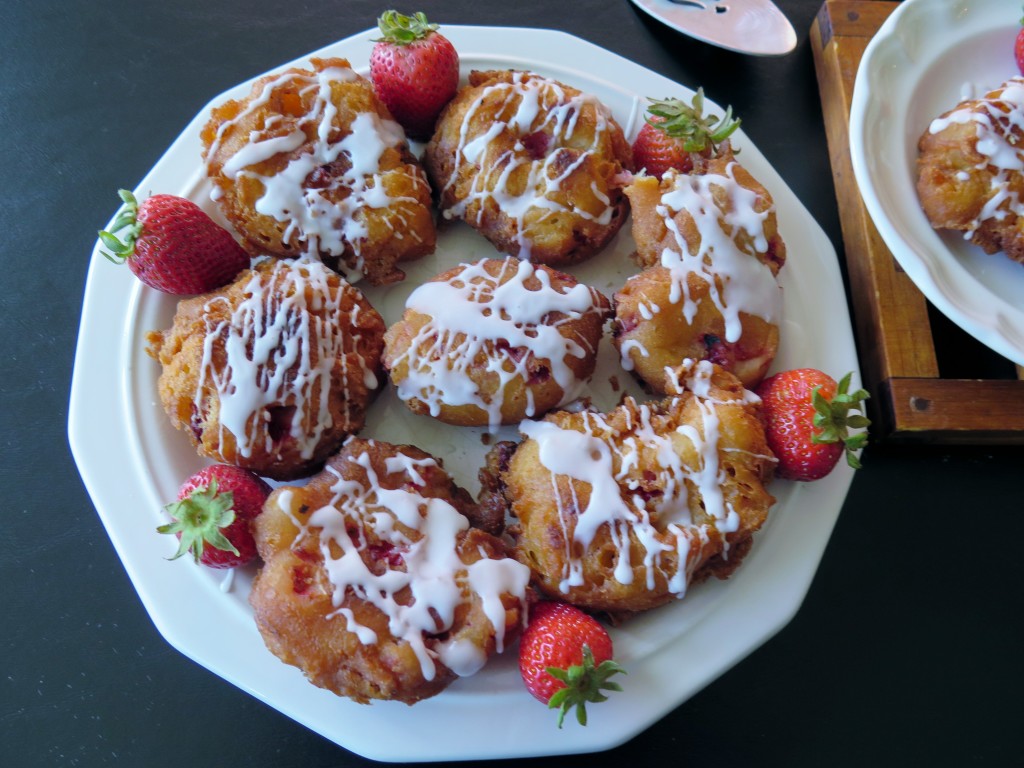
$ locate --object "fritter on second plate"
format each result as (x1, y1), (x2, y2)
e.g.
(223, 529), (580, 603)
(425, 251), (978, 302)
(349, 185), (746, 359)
(425, 69), (633, 267)
(492, 360), (776, 615)
(917, 76), (1024, 264)
(146, 256), (385, 480)
(382, 256), (611, 431)
(249, 437), (531, 705)
(202, 57), (436, 285)
(614, 144), (786, 392)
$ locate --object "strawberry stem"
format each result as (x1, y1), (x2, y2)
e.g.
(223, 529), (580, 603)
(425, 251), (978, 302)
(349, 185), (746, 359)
(97, 188), (143, 265)
(645, 90), (741, 154)
(157, 478), (240, 562)
(545, 644), (625, 728)
(374, 10), (437, 44)
(810, 372), (871, 469)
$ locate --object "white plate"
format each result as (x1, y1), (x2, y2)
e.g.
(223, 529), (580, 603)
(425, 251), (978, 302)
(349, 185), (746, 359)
(69, 25), (859, 762)
(849, 0), (1024, 366)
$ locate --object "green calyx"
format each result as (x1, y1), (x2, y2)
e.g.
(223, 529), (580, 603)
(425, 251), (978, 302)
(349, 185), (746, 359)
(157, 478), (239, 562)
(374, 10), (437, 44)
(645, 90), (741, 153)
(97, 188), (142, 265)
(546, 644), (625, 728)
(811, 372), (871, 469)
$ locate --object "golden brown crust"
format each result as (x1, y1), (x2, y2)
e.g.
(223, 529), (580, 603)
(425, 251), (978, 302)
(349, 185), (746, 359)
(147, 258), (385, 480)
(382, 257), (611, 429)
(425, 70), (633, 267)
(613, 265), (779, 392)
(502, 363), (775, 615)
(917, 79), (1024, 264)
(615, 151), (784, 392)
(249, 438), (529, 704)
(201, 57), (436, 285)
(626, 145), (786, 276)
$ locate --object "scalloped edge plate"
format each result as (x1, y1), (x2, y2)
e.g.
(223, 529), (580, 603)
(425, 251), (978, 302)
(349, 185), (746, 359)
(69, 25), (858, 762)
(849, 0), (1024, 366)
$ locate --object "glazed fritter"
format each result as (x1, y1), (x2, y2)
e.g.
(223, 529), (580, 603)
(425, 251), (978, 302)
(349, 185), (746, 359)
(249, 438), (531, 705)
(202, 57), (436, 285)
(425, 69), (633, 267)
(382, 257), (611, 431)
(146, 257), (385, 481)
(917, 76), (1024, 264)
(614, 265), (779, 391)
(615, 145), (785, 392)
(494, 360), (776, 615)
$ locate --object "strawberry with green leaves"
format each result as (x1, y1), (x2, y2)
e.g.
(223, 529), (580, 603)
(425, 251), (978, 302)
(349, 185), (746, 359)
(98, 189), (249, 295)
(369, 10), (459, 140)
(755, 369), (870, 482)
(632, 90), (740, 178)
(518, 601), (625, 728)
(158, 465), (272, 569)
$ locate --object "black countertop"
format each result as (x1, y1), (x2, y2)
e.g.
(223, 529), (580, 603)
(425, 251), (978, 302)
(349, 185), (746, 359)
(5, 0), (1022, 765)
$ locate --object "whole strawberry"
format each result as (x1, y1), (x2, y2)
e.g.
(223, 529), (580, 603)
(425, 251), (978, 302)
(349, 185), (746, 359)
(369, 10), (459, 140)
(518, 601), (625, 727)
(158, 465), (272, 569)
(98, 189), (249, 295)
(1016, 11), (1024, 75)
(755, 369), (870, 482)
(632, 90), (740, 178)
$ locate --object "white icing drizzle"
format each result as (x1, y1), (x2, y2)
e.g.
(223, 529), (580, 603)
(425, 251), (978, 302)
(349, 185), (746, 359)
(390, 257), (606, 432)
(194, 257), (378, 461)
(205, 63), (426, 282)
(619, 167), (782, 371)
(928, 77), (1024, 239)
(520, 359), (759, 599)
(440, 72), (616, 259)
(274, 442), (531, 680)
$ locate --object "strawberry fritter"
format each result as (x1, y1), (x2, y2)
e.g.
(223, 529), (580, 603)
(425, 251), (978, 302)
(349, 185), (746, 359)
(614, 145), (785, 392)
(146, 257), (385, 481)
(202, 57), (436, 285)
(249, 438), (531, 705)
(492, 361), (775, 615)
(917, 77), (1024, 264)
(614, 265), (780, 391)
(382, 257), (611, 431)
(425, 69), (633, 267)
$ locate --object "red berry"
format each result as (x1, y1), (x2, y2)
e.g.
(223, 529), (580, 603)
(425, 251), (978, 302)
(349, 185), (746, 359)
(632, 119), (694, 179)
(369, 11), (459, 140)
(1016, 26), (1024, 76)
(518, 601), (624, 727)
(631, 91), (741, 179)
(98, 189), (249, 295)
(755, 369), (870, 482)
(158, 465), (272, 569)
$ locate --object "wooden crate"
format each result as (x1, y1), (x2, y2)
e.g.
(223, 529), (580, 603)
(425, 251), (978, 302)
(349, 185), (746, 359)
(810, 0), (1024, 443)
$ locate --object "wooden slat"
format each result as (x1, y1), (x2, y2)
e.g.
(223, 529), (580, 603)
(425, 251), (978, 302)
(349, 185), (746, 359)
(810, 0), (1024, 443)
(886, 379), (1024, 442)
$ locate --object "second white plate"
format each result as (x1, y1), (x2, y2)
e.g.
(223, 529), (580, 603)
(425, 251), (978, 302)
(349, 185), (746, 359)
(850, 0), (1024, 366)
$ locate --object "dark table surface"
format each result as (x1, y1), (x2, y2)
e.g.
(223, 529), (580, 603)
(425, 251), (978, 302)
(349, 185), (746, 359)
(5, 0), (1023, 765)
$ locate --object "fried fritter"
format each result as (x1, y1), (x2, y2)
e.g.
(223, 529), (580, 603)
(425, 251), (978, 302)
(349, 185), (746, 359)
(496, 360), (775, 615)
(146, 257), (384, 481)
(614, 265), (779, 391)
(382, 257), (611, 431)
(425, 69), (633, 267)
(615, 146), (785, 392)
(202, 57), (436, 285)
(249, 438), (531, 705)
(917, 76), (1024, 264)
